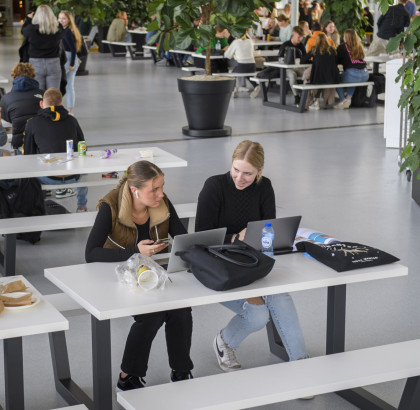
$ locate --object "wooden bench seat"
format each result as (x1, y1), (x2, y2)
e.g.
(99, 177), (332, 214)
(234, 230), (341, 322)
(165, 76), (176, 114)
(117, 339), (420, 410)
(0, 203), (197, 276)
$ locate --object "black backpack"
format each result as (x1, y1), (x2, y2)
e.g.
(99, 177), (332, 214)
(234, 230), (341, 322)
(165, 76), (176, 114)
(1, 178), (46, 244)
(369, 73), (385, 95)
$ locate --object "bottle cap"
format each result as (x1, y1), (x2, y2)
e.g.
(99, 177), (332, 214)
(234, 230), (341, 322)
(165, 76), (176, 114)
(264, 222), (271, 227)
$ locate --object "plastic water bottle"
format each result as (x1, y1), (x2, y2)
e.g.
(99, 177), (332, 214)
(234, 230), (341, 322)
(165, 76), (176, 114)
(215, 40), (221, 51)
(261, 222), (275, 257)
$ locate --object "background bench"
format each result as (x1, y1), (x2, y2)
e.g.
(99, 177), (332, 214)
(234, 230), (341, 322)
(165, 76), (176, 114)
(0, 203), (197, 276)
(143, 45), (158, 63)
(101, 40), (148, 60)
(118, 339), (420, 410)
(181, 67), (205, 76)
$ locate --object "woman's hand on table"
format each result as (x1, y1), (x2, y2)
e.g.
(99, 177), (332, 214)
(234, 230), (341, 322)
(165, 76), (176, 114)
(137, 239), (168, 256)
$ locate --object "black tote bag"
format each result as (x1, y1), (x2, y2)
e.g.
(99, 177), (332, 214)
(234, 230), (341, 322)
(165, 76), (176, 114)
(176, 242), (275, 291)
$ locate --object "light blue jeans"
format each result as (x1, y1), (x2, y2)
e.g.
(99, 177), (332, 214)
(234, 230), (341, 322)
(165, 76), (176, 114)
(37, 176), (88, 207)
(221, 293), (308, 361)
(29, 57), (61, 90)
(64, 51), (80, 109)
(337, 68), (369, 100)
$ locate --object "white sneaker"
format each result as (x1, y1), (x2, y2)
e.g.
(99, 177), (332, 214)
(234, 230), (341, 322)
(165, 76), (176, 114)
(308, 100), (320, 110)
(250, 85), (261, 99)
(55, 188), (76, 199)
(213, 332), (241, 372)
(232, 89), (238, 98)
(335, 98), (352, 109)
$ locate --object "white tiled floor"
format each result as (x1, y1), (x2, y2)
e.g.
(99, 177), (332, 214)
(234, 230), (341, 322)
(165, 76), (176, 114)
(0, 31), (419, 410)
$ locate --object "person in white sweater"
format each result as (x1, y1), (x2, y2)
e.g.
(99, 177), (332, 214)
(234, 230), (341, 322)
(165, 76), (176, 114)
(224, 30), (257, 97)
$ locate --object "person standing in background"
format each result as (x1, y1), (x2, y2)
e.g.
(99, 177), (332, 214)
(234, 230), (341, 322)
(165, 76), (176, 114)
(21, 5), (64, 90)
(58, 11), (82, 115)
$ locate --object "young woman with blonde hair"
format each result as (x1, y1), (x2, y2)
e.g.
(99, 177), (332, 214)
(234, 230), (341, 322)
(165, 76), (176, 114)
(21, 5), (64, 90)
(195, 140), (309, 376)
(58, 10), (82, 114)
(322, 20), (340, 48)
(335, 29), (369, 109)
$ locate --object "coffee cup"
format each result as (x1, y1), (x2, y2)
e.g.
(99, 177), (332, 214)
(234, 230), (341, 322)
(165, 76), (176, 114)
(137, 268), (159, 290)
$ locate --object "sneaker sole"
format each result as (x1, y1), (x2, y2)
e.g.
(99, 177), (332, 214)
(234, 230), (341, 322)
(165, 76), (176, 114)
(213, 337), (241, 373)
(56, 192), (76, 199)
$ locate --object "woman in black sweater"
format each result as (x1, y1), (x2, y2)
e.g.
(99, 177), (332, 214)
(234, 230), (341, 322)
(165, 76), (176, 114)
(21, 5), (64, 90)
(85, 161), (193, 391)
(335, 29), (369, 109)
(195, 141), (309, 375)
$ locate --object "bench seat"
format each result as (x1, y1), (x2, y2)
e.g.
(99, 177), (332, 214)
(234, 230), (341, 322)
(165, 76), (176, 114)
(118, 339), (420, 410)
(143, 45), (158, 63)
(41, 173), (123, 190)
(213, 72), (258, 78)
(181, 67), (205, 75)
(101, 40), (148, 61)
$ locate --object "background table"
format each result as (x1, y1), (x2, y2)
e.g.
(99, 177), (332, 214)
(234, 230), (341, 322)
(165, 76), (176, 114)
(0, 276), (68, 410)
(45, 255), (407, 410)
(0, 146), (187, 180)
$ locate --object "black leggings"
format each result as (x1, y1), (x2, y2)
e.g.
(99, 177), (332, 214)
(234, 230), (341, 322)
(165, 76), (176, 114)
(121, 308), (193, 377)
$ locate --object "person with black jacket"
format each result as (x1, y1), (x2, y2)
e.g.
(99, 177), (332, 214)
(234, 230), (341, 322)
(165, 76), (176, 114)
(21, 5), (64, 90)
(23, 88), (87, 212)
(0, 62), (43, 150)
(367, 0), (410, 56)
(85, 160), (194, 391)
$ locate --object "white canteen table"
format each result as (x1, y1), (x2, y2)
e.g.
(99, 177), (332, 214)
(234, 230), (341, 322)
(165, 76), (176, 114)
(0, 276), (68, 410)
(263, 61), (311, 112)
(45, 255), (407, 410)
(0, 146), (187, 180)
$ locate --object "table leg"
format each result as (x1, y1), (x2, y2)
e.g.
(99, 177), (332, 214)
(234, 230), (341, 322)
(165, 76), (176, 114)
(4, 337), (24, 410)
(4, 234), (16, 277)
(91, 316), (112, 410)
(399, 376), (420, 410)
(49, 331), (93, 408)
(327, 285), (397, 410)
(280, 67), (287, 105)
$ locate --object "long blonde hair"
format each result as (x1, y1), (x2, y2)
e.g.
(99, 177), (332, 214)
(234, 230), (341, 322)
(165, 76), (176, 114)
(32, 5), (58, 35)
(343, 29), (365, 61)
(59, 10), (82, 52)
(313, 32), (334, 55)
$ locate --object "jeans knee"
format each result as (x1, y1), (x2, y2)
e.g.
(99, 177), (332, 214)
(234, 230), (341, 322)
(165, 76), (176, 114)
(243, 302), (269, 331)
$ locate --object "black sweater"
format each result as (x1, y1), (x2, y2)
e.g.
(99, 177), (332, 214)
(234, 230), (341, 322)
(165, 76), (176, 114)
(278, 40), (306, 59)
(85, 200), (187, 262)
(21, 17), (64, 59)
(195, 172), (276, 243)
(336, 44), (366, 70)
(62, 27), (77, 66)
(377, 4), (410, 40)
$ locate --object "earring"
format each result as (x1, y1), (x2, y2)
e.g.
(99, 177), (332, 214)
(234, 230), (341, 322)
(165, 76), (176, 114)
(135, 191), (139, 199)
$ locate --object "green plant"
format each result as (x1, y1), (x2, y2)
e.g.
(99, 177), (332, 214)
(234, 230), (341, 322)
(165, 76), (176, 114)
(384, 10), (420, 179)
(108, 0), (152, 26)
(147, 0), (271, 75)
(30, 0), (113, 24)
(321, 0), (366, 38)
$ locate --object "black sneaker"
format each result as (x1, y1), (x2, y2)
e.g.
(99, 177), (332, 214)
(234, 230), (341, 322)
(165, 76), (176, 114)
(117, 374), (145, 391)
(170, 370), (193, 382)
(294, 95), (301, 105)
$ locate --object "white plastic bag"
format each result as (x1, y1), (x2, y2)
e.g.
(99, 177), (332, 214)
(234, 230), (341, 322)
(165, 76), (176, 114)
(115, 253), (168, 291)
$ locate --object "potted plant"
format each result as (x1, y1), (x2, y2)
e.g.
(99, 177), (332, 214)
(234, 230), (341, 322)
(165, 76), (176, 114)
(147, 0), (270, 137)
(385, 10), (420, 205)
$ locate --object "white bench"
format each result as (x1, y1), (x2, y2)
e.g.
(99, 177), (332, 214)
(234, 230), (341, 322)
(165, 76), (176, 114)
(293, 81), (376, 112)
(41, 172), (123, 190)
(101, 40), (147, 60)
(181, 66), (205, 76)
(143, 45), (158, 63)
(250, 77), (280, 101)
(0, 203), (197, 276)
(118, 339), (420, 410)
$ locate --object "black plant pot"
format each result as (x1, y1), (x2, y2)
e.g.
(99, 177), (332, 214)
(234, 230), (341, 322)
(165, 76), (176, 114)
(178, 77), (235, 137)
(412, 170), (420, 206)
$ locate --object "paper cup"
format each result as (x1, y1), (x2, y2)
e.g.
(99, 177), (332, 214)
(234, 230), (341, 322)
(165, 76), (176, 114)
(137, 269), (159, 290)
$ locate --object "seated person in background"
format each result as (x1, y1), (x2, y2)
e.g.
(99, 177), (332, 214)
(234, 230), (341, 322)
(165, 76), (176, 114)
(335, 29), (369, 109)
(0, 62), (44, 151)
(85, 160), (193, 390)
(322, 20), (340, 48)
(107, 10), (130, 43)
(362, 7), (374, 45)
(298, 20), (312, 46)
(195, 26), (229, 73)
(277, 14), (292, 42)
(301, 32), (339, 110)
(278, 26), (307, 105)
(23, 88), (88, 212)
(195, 140), (310, 376)
(405, 0), (417, 17)
(367, 0), (410, 56)
(223, 29), (257, 98)
(263, 17), (279, 38)
(281, 3), (291, 20)
(299, 1), (313, 29)
(305, 21), (335, 53)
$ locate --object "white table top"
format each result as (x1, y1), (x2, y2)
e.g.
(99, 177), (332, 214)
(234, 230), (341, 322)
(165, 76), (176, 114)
(45, 254), (407, 321)
(193, 53), (226, 60)
(253, 40), (283, 47)
(264, 62), (311, 69)
(255, 50), (279, 57)
(0, 146), (187, 180)
(0, 276), (68, 340)
(128, 29), (147, 34)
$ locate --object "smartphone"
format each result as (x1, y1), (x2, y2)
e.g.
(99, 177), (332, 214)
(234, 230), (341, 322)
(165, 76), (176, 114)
(155, 238), (169, 244)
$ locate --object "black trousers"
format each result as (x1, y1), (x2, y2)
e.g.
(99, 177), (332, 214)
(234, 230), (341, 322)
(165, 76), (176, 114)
(121, 307), (193, 377)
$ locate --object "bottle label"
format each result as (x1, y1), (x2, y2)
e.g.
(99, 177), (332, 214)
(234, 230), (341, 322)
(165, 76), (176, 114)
(262, 236), (272, 248)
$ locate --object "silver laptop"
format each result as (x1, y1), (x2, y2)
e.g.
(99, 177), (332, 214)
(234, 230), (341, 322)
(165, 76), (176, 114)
(166, 228), (227, 273)
(244, 216), (302, 254)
